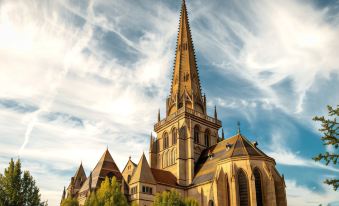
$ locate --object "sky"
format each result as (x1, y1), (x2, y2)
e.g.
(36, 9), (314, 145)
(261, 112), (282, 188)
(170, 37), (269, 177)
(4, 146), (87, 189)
(0, 0), (338, 205)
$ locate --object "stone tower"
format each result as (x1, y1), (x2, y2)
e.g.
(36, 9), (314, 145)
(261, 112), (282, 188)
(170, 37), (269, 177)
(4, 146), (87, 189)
(149, 0), (222, 186)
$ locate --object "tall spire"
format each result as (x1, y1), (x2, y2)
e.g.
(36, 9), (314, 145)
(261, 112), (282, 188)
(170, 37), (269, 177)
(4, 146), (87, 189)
(167, 0), (205, 116)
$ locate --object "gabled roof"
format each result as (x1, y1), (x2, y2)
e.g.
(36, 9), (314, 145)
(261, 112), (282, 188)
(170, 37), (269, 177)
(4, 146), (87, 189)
(193, 133), (272, 185)
(74, 163), (86, 181)
(129, 153), (156, 185)
(67, 163), (87, 192)
(151, 168), (177, 187)
(122, 158), (137, 174)
(79, 149), (122, 194)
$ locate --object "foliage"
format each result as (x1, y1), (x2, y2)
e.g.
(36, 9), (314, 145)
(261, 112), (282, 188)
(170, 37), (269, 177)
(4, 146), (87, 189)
(184, 198), (199, 206)
(130, 202), (139, 206)
(84, 176), (128, 206)
(313, 105), (339, 191)
(153, 189), (199, 206)
(61, 197), (79, 206)
(0, 158), (47, 206)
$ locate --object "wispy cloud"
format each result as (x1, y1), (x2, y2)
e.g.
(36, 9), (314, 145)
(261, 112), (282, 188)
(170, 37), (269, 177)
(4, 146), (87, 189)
(286, 179), (339, 206)
(0, 0), (338, 205)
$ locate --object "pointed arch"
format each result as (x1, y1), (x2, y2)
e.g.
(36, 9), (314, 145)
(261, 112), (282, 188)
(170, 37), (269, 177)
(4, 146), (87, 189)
(173, 148), (177, 164)
(253, 168), (263, 206)
(162, 152), (167, 168)
(172, 127), (177, 145)
(204, 129), (210, 147)
(237, 169), (250, 206)
(179, 126), (187, 139)
(163, 132), (169, 149)
(168, 149), (172, 165)
(194, 125), (200, 143)
(225, 174), (231, 206)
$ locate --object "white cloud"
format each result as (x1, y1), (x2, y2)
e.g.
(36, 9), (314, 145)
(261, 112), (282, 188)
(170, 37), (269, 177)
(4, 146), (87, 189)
(286, 179), (339, 206)
(0, 0), (338, 205)
(192, 0), (339, 115)
(0, 0), (178, 204)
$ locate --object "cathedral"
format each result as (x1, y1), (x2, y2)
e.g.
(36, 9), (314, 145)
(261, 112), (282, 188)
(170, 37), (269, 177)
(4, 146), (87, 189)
(61, 1), (287, 205)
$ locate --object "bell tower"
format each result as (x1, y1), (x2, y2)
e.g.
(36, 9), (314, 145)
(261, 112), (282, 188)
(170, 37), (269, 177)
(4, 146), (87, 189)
(149, 0), (222, 186)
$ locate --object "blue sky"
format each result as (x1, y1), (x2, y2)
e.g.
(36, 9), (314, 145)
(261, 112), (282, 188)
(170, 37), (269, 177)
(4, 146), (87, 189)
(0, 0), (338, 205)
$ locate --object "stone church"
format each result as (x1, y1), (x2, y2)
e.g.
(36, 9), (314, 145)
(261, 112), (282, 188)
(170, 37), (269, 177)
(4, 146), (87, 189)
(61, 1), (287, 205)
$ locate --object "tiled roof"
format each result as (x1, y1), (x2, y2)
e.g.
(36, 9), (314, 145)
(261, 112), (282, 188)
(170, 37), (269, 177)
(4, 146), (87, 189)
(151, 168), (177, 187)
(193, 133), (269, 185)
(79, 149), (122, 194)
(130, 153), (156, 184)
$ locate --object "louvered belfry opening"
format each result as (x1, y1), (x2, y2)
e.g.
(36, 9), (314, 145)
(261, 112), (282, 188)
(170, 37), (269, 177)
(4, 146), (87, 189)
(254, 169), (264, 206)
(238, 169), (249, 206)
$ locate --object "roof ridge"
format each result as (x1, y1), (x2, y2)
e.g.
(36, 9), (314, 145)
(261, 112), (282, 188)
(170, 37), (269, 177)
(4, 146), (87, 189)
(129, 154), (156, 184)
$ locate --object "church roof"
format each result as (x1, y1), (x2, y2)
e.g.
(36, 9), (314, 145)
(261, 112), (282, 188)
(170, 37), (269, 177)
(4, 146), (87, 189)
(74, 163), (86, 181)
(129, 153), (156, 185)
(67, 162), (87, 192)
(151, 168), (177, 187)
(193, 133), (272, 185)
(122, 158), (137, 174)
(79, 149), (122, 193)
(168, 0), (205, 114)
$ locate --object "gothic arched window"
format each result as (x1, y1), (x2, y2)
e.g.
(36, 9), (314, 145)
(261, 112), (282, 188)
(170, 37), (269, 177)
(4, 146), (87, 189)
(168, 150), (172, 165)
(163, 132), (169, 149)
(179, 126), (186, 139)
(254, 168), (263, 206)
(204, 129), (210, 147)
(162, 152), (167, 168)
(226, 174), (231, 206)
(173, 148), (177, 164)
(194, 125), (200, 144)
(208, 200), (214, 206)
(238, 169), (249, 206)
(172, 128), (177, 145)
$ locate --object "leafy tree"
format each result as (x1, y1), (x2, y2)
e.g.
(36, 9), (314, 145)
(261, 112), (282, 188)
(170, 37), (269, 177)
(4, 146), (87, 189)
(84, 176), (128, 206)
(0, 158), (47, 206)
(153, 189), (199, 206)
(184, 198), (199, 206)
(313, 105), (339, 191)
(61, 197), (79, 206)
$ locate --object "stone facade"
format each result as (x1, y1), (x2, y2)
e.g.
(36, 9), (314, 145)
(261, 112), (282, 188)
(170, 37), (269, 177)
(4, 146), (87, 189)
(62, 1), (287, 205)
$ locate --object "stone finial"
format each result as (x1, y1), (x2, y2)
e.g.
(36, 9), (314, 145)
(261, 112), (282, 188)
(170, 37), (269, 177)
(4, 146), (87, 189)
(221, 128), (225, 140)
(157, 109), (160, 122)
(237, 121), (241, 134)
(214, 105), (218, 120)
